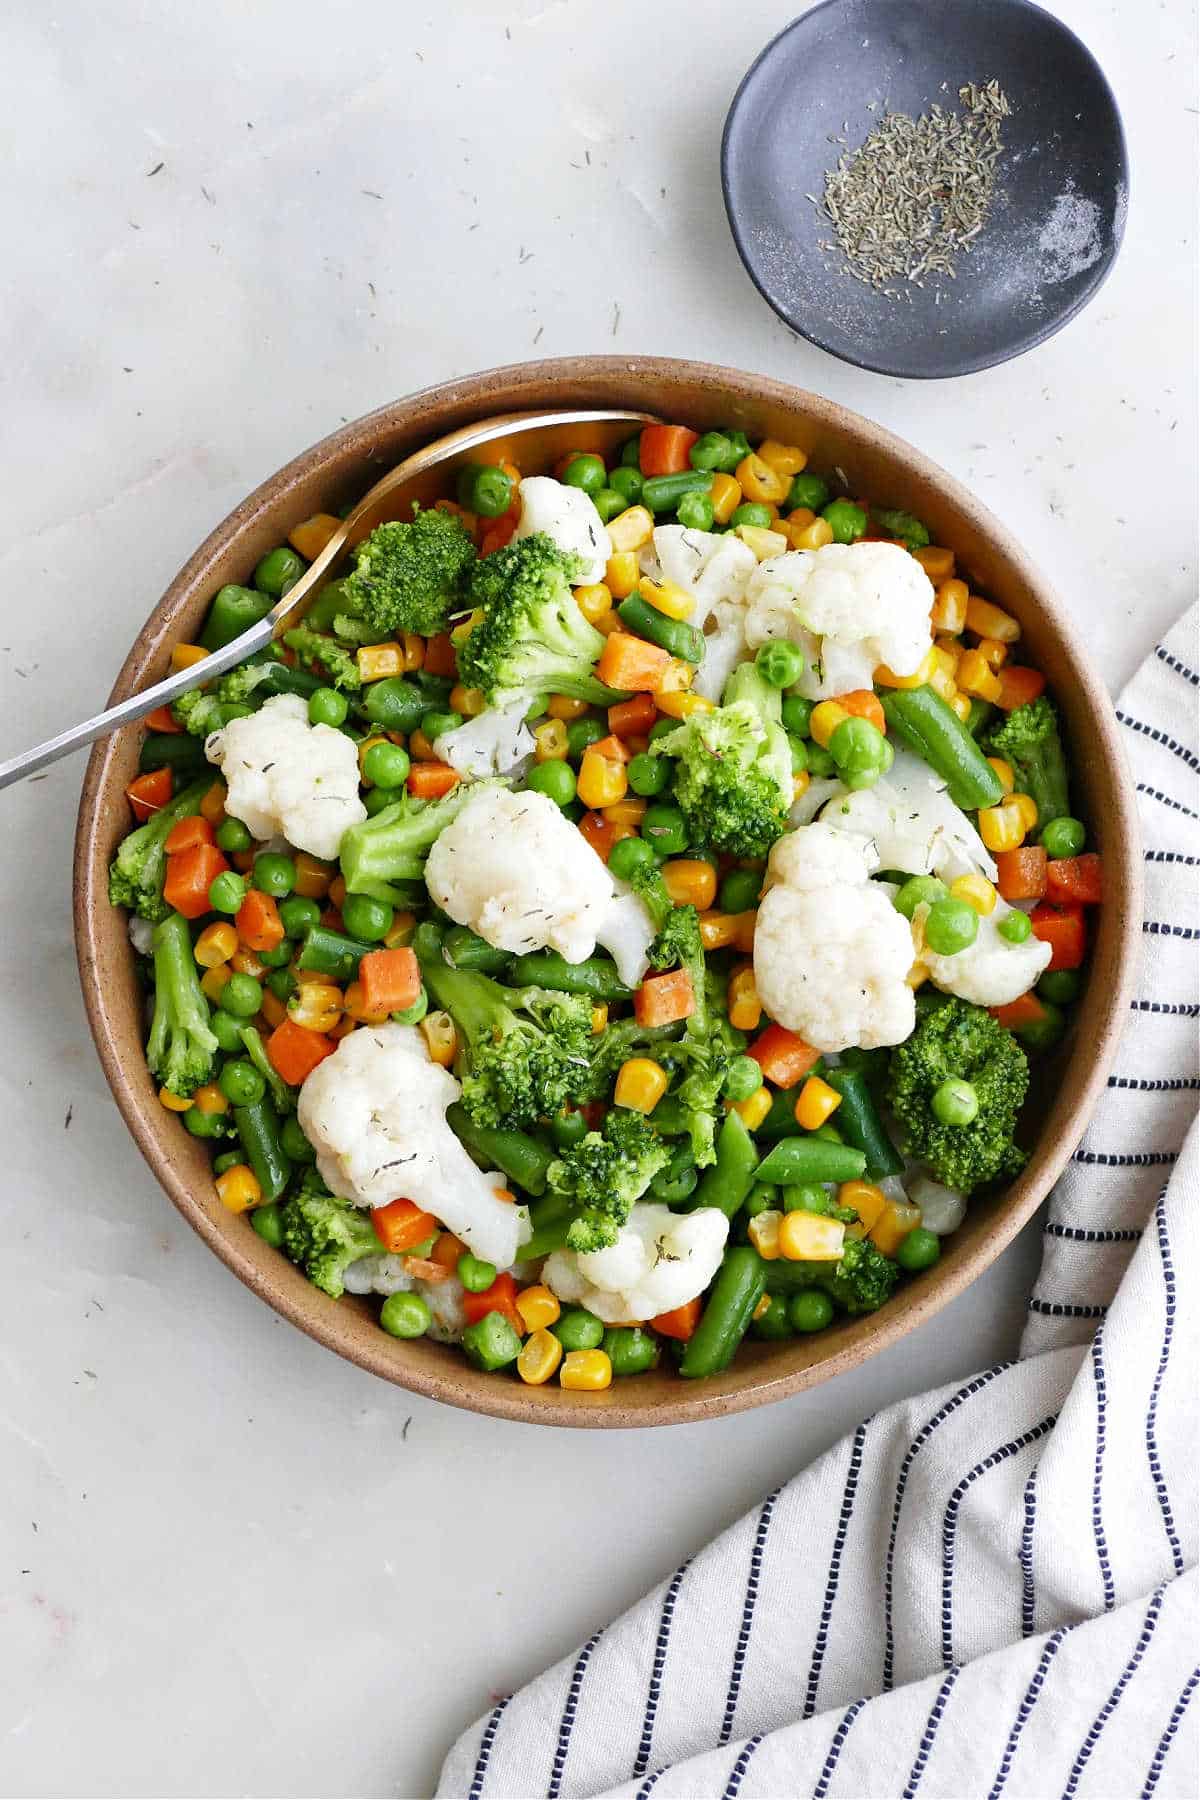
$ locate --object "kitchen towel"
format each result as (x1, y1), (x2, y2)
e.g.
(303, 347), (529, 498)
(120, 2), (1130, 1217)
(438, 610), (1199, 1800)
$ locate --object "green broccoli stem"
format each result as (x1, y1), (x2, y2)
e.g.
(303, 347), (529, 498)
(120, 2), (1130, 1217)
(418, 954), (506, 1053)
(338, 781), (489, 896)
(523, 1195), (573, 1259)
(239, 1024), (296, 1113)
(146, 911), (218, 1097)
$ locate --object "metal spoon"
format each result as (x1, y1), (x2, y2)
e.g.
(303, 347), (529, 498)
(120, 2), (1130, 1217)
(0, 407), (656, 791)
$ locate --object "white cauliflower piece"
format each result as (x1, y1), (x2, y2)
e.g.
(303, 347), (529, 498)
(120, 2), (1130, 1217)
(917, 898), (1052, 1007)
(818, 747), (997, 883)
(205, 693), (366, 861)
(595, 887), (657, 988)
(297, 1023), (530, 1268)
(433, 698), (534, 780)
(908, 1175), (967, 1237)
(754, 822), (915, 1052)
(128, 914), (156, 956)
(513, 476), (611, 584)
(694, 600), (751, 701)
(744, 542), (934, 697)
(788, 776), (846, 827)
(341, 1255), (470, 1341)
(650, 526), (757, 631)
(425, 785), (615, 962)
(543, 1204), (729, 1324)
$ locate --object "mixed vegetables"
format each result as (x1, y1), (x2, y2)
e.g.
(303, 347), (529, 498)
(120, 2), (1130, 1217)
(111, 421), (1103, 1391)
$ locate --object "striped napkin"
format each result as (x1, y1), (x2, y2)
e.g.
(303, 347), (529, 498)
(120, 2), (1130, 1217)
(438, 611), (1199, 1800)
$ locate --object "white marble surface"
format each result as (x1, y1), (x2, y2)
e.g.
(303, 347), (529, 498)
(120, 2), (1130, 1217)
(1, 3), (1195, 1795)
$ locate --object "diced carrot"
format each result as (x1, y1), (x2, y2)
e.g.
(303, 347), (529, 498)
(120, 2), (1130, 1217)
(371, 1197), (439, 1254)
(403, 1255), (451, 1283)
(580, 1100), (607, 1131)
(651, 1296), (703, 1341)
(266, 1017), (337, 1085)
(639, 424), (699, 477)
(591, 732), (631, 765)
(1030, 902), (1087, 970)
(578, 810), (619, 862)
(236, 888), (285, 953)
(146, 705), (184, 734)
(125, 767), (173, 821)
(1046, 854), (1104, 905)
(995, 846), (1048, 902)
(749, 1022), (822, 1088)
(422, 632), (458, 677)
(479, 516), (517, 557)
(990, 992), (1048, 1032)
(633, 967), (696, 1027)
(608, 692), (658, 738)
(164, 816), (215, 856)
(995, 666), (1046, 711)
(430, 1231), (467, 1272)
(321, 907), (345, 933)
(163, 842), (228, 919)
(357, 946), (421, 1015)
(833, 689), (887, 734)
(407, 761), (461, 799)
(596, 631), (671, 693)
(461, 1270), (524, 1336)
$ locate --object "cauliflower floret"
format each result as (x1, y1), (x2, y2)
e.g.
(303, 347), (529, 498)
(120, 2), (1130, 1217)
(694, 599), (752, 701)
(754, 822), (915, 1052)
(433, 697), (534, 780)
(818, 747), (997, 882)
(425, 785), (615, 962)
(595, 887), (657, 988)
(543, 1203), (729, 1323)
(341, 1255), (470, 1340)
(744, 543), (934, 698)
(297, 1023), (530, 1267)
(513, 476), (611, 584)
(205, 692), (366, 861)
(917, 897), (1052, 1007)
(649, 526), (757, 632)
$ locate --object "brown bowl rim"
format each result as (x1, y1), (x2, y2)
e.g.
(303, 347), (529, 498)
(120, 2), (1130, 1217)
(73, 355), (1142, 1427)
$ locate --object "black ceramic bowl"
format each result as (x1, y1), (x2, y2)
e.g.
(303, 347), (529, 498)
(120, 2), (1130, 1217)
(722, 0), (1128, 378)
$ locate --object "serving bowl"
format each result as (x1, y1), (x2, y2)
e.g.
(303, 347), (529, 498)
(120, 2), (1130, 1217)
(74, 356), (1141, 1427)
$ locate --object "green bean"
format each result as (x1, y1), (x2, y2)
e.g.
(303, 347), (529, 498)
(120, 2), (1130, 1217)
(507, 951), (631, 1002)
(752, 1137), (866, 1187)
(295, 924), (374, 981)
(680, 1247), (766, 1378)
(442, 926), (512, 974)
(362, 676), (426, 732)
(200, 585), (274, 652)
(641, 470), (713, 514)
(139, 734), (208, 776)
(445, 1103), (554, 1197)
(233, 1099), (290, 1202)
(881, 687), (1004, 811)
(689, 1111), (759, 1218)
(522, 1196), (573, 1258)
(618, 594), (705, 664)
(823, 1069), (903, 1180)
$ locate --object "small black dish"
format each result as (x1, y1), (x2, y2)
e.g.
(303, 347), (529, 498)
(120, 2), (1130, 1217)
(721, 0), (1128, 378)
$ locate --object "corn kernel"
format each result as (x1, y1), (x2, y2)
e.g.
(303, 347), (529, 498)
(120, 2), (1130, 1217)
(655, 690), (713, 721)
(533, 719), (570, 763)
(288, 982), (342, 1034)
(341, 981), (391, 1025)
(953, 648), (1003, 703)
(357, 643), (404, 682)
(559, 1348), (612, 1391)
(965, 596), (1020, 643)
(607, 505), (654, 553)
(978, 800), (1028, 852)
(590, 1003), (609, 1035)
(260, 989), (289, 1029)
(547, 693), (590, 721)
(408, 728), (435, 760)
(727, 964), (762, 1032)
(231, 947), (267, 978)
(748, 1210), (782, 1259)
(779, 1212), (846, 1262)
(384, 910), (417, 950)
(875, 646), (940, 690)
(516, 1285), (561, 1334)
(950, 873), (998, 916)
(194, 922), (238, 968)
(420, 1010), (457, 1066)
(949, 693), (972, 723)
(753, 1292), (773, 1321)
(402, 632), (425, 671)
(661, 858), (718, 910)
(603, 797), (647, 829)
(191, 1082), (228, 1117)
(449, 683), (487, 717)
(791, 517), (834, 551)
(200, 965), (232, 1004)
(931, 577), (969, 633)
(518, 1328), (564, 1386)
(934, 636), (963, 667)
(614, 1057), (669, 1114)
(733, 1086), (773, 1131)
(839, 1180), (887, 1230)
(450, 609), (482, 647)
(199, 781), (227, 825)
(170, 643), (208, 671)
(639, 577), (695, 620)
(733, 910), (757, 954)
(656, 657), (694, 696)
(787, 507), (816, 528)
(293, 852), (333, 899)
(986, 756), (1015, 795)
(216, 1164), (263, 1213)
(792, 770), (811, 802)
(329, 1013), (357, 1039)
(905, 960), (930, 990)
(709, 471), (741, 524)
(927, 664), (959, 705)
(605, 550), (641, 599)
(574, 582), (613, 624)
(914, 545), (955, 581)
(810, 700), (850, 748)
(159, 1085), (193, 1112)
(736, 524), (790, 561)
(870, 1199), (922, 1257)
(757, 439), (807, 477)
(794, 1075), (842, 1132)
(578, 745), (628, 809)
(698, 910), (740, 950)
(735, 453), (788, 505)
(976, 636), (1009, 671)
(1011, 792), (1039, 832)
(288, 512), (342, 561)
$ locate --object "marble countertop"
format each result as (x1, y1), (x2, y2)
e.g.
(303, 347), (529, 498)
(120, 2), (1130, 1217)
(1, 3), (1194, 1795)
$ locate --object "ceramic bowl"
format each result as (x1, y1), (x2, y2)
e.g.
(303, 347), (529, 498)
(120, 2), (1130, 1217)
(73, 356), (1141, 1426)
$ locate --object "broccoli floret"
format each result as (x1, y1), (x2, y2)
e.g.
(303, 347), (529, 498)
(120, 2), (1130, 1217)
(872, 507), (930, 549)
(108, 778), (211, 921)
(783, 1237), (902, 1315)
(547, 1109), (670, 1252)
(215, 658), (280, 707)
(171, 688), (254, 736)
(982, 696), (1070, 826)
(456, 533), (619, 708)
(145, 911), (218, 1098)
(417, 950), (595, 1128)
(279, 1184), (379, 1298)
(650, 662), (793, 857)
(888, 997), (1030, 1193)
(342, 509), (477, 640)
(282, 623), (363, 691)
(339, 779), (499, 904)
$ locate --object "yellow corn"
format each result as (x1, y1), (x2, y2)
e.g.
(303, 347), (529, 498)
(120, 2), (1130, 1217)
(518, 1328), (564, 1386)
(1011, 792), (1039, 833)
(355, 643), (402, 683)
(926, 645), (960, 704)
(633, 577), (688, 622)
(402, 632), (426, 671)
(614, 1057), (669, 1114)
(790, 517), (835, 550)
(753, 1292), (773, 1322)
(293, 852), (333, 899)
(516, 1284), (561, 1333)
(192, 1082), (229, 1116)
(547, 693), (590, 721)
(574, 582), (613, 624)
(656, 658), (694, 698)
(839, 1180), (887, 1231)
(978, 800), (1028, 852)
(200, 781), (228, 825)
(420, 1011), (457, 1067)
(987, 756), (1015, 795)
(288, 983), (342, 1034)
(159, 1085), (193, 1112)
(231, 947), (267, 979)
(875, 645), (940, 690)
(216, 1164), (263, 1213)
(605, 550), (641, 599)
(914, 545), (955, 581)
(710, 471), (742, 524)
(965, 596), (1020, 643)
(170, 643), (208, 671)
(949, 693), (972, 723)
(906, 960), (931, 990)
(976, 636), (1009, 671)
(736, 524), (790, 561)
(559, 1348), (612, 1391)
(578, 745), (628, 809)
(449, 683), (487, 718)
(341, 981), (391, 1025)
(590, 1003), (609, 1035)
(735, 452), (788, 505)
(757, 439), (808, 477)
(794, 1075), (842, 1132)
(699, 911), (740, 950)
(450, 609), (482, 647)
(734, 909), (757, 953)
(384, 910), (417, 950)
(953, 648), (1003, 702)
(330, 1014), (357, 1039)
(661, 858), (718, 910)
(951, 873), (998, 916)
(199, 965), (232, 1005)
(534, 719), (570, 763)
(870, 1199), (922, 1257)
(935, 635), (963, 666)
(408, 728), (435, 760)
(930, 577), (969, 633)
(733, 1086), (773, 1132)
(727, 964), (762, 1032)
(793, 770), (811, 803)
(656, 690), (713, 721)
(594, 611), (623, 638)
(779, 1212), (846, 1262)
(288, 512), (341, 561)
(604, 797), (648, 829)
(748, 1210), (782, 1260)
(194, 921), (238, 968)
(260, 990), (288, 1029)
(810, 699), (850, 748)
(607, 505), (654, 553)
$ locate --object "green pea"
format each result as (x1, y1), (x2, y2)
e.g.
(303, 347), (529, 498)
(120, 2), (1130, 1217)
(932, 1077), (979, 1126)
(219, 1059), (266, 1107)
(208, 870), (248, 916)
(755, 640), (806, 688)
(782, 1182), (832, 1214)
(457, 463), (513, 518)
(362, 677), (425, 733)
(924, 897), (980, 956)
(184, 1105), (227, 1139)
(608, 835), (658, 881)
(998, 909), (1033, 944)
(608, 465), (643, 504)
(256, 939), (293, 971)
(215, 817), (253, 854)
(677, 490), (715, 531)
(627, 752), (671, 797)
(381, 1291), (432, 1338)
(1016, 998), (1067, 1051)
(787, 472), (830, 512)
(822, 499), (868, 543)
(602, 1326), (660, 1375)
(1041, 816), (1086, 859)
(789, 734), (809, 774)
(751, 1294), (794, 1340)
(552, 1307), (605, 1351)
(897, 1227), (941, 1272)
(565, 715), (605, 761)
(220, 975), (262, 1021)
(1038, 968), (1082, 1005)
(364, 785), (403, 816)
(280, 1116), (316, 1162)
(641, 802), (688, 856)
(551, 1106), (588, 1150)
(729, 502), (773, 530)
(562, 453), (607, 495)
(650, 1144), (699, 1204)
(391, 989), (429, 1026)
(254, 545), (306, 597)
(279, 895), (321, 937)
(781, 695), (813, 738)
(719, 868), (761, 913)
(462, 1311), (523, 1370)
(212, 1150), (241, 1177)
(789, 1288), (835, 1333)
(210, 1009), (244, 1053)
(593, 487), (628, 524)
(266, 968), (297, 1003)
(458, 1253), (498, 1294)
(619, 433), (643, 468)
(829, 716), (893, 791)
(253, 853), (296, 898)
(743, 1184), (777, 1218)
(420, 709), (462, 743)
(526, 759), (577, 807)
(251, 1202), (287, 1248)
(806, 744), (836, 779)
(894, 875), (950, 920)
(723, 1055), (763, 1103)
(308, 687), (349, 728)
(341, 892), (393, 942)
(362, 740), (411, 789)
